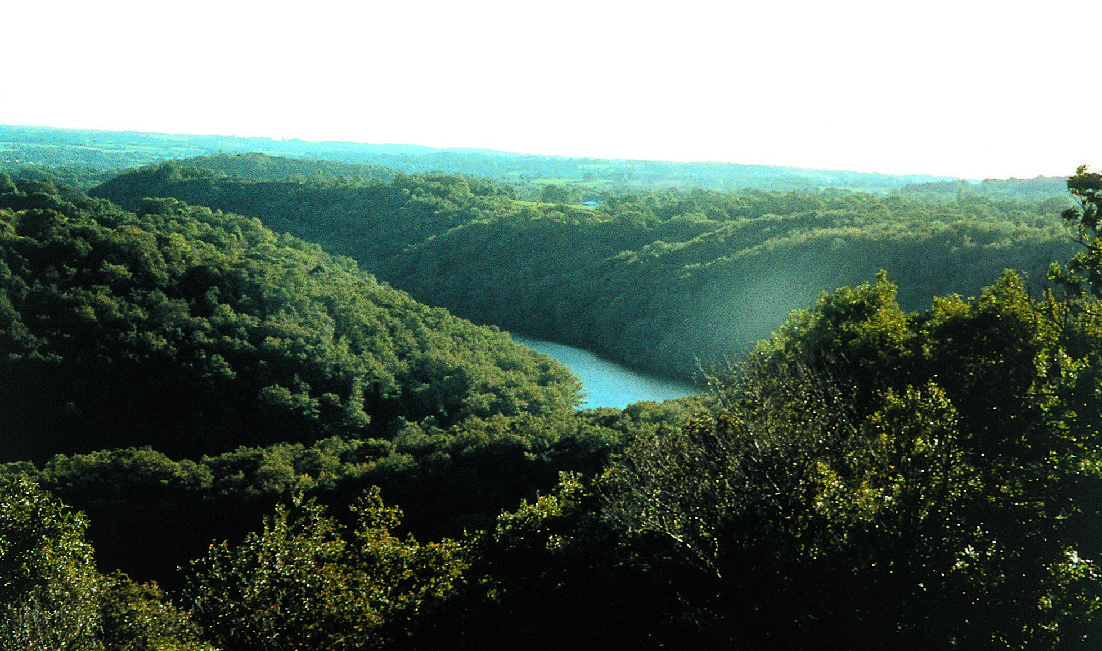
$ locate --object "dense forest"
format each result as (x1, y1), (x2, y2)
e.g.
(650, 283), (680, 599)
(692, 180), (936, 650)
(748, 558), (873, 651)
(1, 125), (1100, 648)
(92, 156), (1075, 380)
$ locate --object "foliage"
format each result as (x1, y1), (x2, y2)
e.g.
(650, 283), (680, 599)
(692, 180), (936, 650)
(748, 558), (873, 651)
(0, 476), (102, 649)
(98, 574), (214, 651)
(92, 159), (1072, 381)
(415, 473), (687, 648)
(605, 265), (1102, 647)
(1051, 165), (1102, 302)
(184, 488), (465, 650)
(0, 179), (579, 462)
(0, 476), (210, 650)
(1, 400), (695, 588)
(5, 128), (1100, 648)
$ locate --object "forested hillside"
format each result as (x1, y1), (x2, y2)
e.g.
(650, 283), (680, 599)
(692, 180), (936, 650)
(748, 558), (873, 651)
(0, 170), (718, 649)
(0, 176), (662, 590)
(3, 131), (1101, 647)
(0, 175), (584, 462)
(94, 157), (1075, 380)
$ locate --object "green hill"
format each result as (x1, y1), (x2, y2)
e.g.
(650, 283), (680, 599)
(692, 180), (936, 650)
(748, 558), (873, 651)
(0, 174), (580, 462)
(93, 158), (1076, 381)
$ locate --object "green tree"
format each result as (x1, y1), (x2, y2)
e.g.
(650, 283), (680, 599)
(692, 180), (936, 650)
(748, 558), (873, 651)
(185, 488), (466, 650)
(1052, 165), (1102, 301)
(605, 353), (986, 646)
(0, 173), (16, 195)
(185, 496), (353, 650)
(537, 183), (575, 205)
(605, 254), (1102, 646)
(0, 476), (211, 650)
(98, 574), (214, 651)
(0, 476), (102, 650)
(419, 472), (682, 648)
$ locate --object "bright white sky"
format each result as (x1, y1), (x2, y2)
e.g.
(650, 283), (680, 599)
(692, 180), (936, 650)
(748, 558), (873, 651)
(3, 0), (1099, 179)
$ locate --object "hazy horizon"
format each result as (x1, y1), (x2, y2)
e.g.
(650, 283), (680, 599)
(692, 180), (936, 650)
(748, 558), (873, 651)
(0, 121), (1069, 183)
(5, 1), (1099, 181)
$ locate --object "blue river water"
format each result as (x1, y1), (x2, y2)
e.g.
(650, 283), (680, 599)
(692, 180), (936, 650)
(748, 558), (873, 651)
(513, 335), (699, 409)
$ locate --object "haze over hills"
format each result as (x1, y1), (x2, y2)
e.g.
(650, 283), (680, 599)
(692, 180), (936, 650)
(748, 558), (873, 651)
(2, 123), (977, 194)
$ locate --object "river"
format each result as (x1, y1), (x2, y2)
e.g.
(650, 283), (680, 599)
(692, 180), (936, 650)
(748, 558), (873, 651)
(513, 335), (699, 409)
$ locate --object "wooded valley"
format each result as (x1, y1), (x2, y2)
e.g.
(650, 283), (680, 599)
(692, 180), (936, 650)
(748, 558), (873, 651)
(0, 128), (1099, 648)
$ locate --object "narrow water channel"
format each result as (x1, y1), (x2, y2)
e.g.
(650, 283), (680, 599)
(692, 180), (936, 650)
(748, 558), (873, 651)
(513, 335), (699, 409)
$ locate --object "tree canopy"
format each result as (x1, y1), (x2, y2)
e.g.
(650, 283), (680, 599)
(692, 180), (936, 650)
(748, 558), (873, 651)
(0, 151), (1097, 647)
(92, 158), (1073, 380)
(0, 177), (580, 462)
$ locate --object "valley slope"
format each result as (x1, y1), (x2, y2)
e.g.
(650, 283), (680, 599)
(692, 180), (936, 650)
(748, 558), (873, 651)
(92, 157), (1075, 380)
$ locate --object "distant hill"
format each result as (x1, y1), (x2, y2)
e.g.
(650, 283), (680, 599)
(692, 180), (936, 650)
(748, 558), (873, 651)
(900, 176), (1069, 202)
(2, 124), (960, 194)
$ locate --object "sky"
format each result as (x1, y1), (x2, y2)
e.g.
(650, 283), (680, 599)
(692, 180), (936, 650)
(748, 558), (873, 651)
(3, 0), (1100, 179)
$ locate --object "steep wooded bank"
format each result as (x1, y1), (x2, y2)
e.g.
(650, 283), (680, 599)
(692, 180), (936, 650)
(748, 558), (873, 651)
(93, 158), (1075, 379)
(0, 176), (582, 462)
